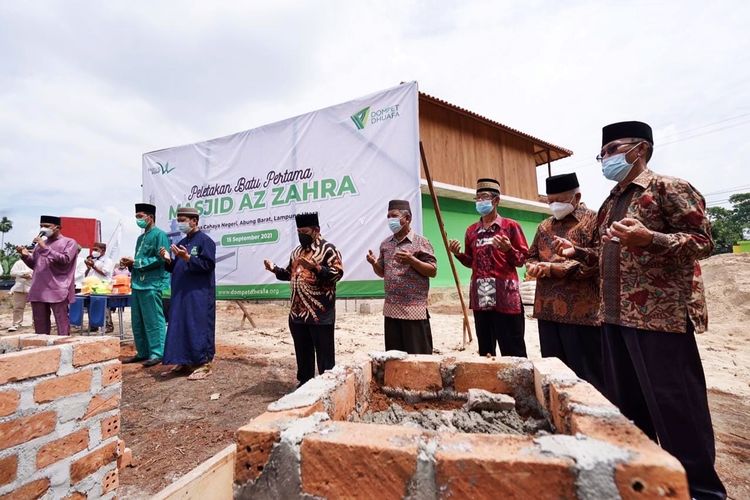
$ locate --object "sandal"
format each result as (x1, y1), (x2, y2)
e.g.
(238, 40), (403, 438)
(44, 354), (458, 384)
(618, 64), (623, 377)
(161, 365), (189, 377)
(187, 364), (212, 381)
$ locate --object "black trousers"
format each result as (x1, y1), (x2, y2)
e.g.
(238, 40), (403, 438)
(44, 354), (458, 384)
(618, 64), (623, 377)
(289, 319), (335, 385)
(538, 319), (604, 391)
(384, 317), (433, 354)
(473, 310), (527, 357)
(602, 322), (726, 500)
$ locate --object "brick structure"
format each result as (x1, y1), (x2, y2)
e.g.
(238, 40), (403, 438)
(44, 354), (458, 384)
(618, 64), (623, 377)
(0, 334), (122, 499)
(234, 353), (690, 499)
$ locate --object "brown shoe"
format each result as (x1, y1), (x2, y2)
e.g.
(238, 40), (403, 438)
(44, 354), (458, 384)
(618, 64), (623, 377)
(122, 356), (147, 364)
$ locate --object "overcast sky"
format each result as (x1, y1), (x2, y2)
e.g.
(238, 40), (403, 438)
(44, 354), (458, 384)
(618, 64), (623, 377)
(1, 0), (748, 255)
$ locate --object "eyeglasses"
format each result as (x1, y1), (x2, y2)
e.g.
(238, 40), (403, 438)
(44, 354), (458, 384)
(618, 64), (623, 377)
(596, 142), (639, 163)
(473, 194), (495, 201)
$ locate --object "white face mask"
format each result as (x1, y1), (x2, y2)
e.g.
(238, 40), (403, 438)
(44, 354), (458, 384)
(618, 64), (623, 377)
(91, 251), (101, 258)
(39, 227), (53, 237)
(549, 202), (575, 220)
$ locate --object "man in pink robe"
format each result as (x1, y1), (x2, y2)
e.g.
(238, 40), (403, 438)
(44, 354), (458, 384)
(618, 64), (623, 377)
(17, 215), (79, 335)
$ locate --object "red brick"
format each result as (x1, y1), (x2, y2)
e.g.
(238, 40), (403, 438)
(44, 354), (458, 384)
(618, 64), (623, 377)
(72, 337), (119, 367)
(70, 441), (118, 483)
(100, 414), (121, 440)
(0, 391), (20, 417)
(453, 359), (515, 394)
(384, 356), (443, 392)
(102, 468), (118, 494)
(101, 362), (122, 386)
(533, 357), (578, 411)
(36, 428), (89, 468)
(301, 422), (420, 499)
(435, 434), (577, 499)
(0, 455), (17, 486)
(63, 493), (87, 500)
(569, 413), (657, 453)
(235, 421), (281, 484)
(615, 451), (689, 500)
(19, 336), (53, 348)
(34, 370), (92, 403)
(0, 411), (56, 451)
(118, 447), (132, 469)
(549, 381), (618, 433)
(0, 478), (50, 500)
(83, 393), (120, 420)
(0, 346), (61, 385)
(328, 373), (357, 421)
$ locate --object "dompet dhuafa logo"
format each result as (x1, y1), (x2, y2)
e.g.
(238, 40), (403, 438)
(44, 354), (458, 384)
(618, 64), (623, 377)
(149, 161), (176, 176)
(351, 107), (370, 130)
(351, 104), (400, 130)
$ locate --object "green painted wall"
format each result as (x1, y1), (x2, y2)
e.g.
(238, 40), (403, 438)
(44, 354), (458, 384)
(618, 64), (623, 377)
(421, 193), (548, 288)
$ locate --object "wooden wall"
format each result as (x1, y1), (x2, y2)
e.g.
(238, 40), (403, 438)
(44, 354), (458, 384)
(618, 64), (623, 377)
(418, 99), (540, 201)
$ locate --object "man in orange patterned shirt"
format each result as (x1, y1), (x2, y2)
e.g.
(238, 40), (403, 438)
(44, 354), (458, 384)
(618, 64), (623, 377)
(527, 173), (602, 390)
(555, 121), (725, 499)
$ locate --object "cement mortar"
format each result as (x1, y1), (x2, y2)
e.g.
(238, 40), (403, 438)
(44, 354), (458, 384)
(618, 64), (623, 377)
(404, 437), (438, 500)
(356, 403), (550, 435)
(535, 434), (631, 500)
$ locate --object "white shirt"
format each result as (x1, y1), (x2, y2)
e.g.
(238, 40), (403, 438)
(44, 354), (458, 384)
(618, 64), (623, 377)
(84, 255), (114, 281)
(10, 259), (33, 294)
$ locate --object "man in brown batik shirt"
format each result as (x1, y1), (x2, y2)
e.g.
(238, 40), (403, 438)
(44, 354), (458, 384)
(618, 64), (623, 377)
(555, 121), (725, 499)
(527, 173), (602, 390)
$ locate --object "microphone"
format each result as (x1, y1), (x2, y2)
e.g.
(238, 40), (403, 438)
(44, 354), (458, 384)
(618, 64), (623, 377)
(33, 230), (47, 246)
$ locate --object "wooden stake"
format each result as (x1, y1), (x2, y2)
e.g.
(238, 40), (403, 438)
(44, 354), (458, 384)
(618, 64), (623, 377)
(234, 300), (256, 329)
(419, 142), (473, 347)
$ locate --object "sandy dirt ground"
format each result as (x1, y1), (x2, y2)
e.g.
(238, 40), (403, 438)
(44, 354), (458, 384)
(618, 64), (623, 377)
(0, 252), (748, 497)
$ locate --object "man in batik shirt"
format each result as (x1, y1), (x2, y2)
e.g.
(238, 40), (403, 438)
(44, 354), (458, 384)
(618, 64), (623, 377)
(367, 199), (437, 354)
(264, 212), (343, 386)
(555, 121), (725, 499)
(526, 173), (602, 389)
(449, 178), (529, 357)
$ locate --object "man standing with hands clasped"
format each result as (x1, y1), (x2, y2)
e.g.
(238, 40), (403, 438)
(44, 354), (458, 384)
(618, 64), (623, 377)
(159, 207), (216, 380)
(264, 213), (343, 387)
(554, 121), (725, 499)
(366, 199), (437, 354)
(448, 178), (529, 357)
(121, 203), (170, 367)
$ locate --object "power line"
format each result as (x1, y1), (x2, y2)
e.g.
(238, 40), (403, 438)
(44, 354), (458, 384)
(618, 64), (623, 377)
(658, 112), (750, 141)
(704, 185), (750, 197)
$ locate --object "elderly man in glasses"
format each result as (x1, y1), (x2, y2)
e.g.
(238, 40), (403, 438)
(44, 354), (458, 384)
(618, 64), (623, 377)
(554, 121), (725, 499)
(448, 178), (529, 357)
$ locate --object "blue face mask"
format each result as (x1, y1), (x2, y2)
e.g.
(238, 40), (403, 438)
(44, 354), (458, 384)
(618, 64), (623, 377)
(387, 217), (402, 234)
(177, 222), (191, 233)
(475, 200), (493, 216)
(601, 144), (638, 182)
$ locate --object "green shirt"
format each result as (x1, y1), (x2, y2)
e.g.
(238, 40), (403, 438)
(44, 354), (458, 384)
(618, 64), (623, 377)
(131, 226), (170, 291)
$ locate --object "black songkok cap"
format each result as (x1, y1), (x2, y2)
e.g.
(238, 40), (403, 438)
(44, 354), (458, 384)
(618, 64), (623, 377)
(476, 178), (501, 195)
(602, 121), (653, 147)
(388, 200), (411, 211)
(546, 173), (580, 195)
(295, 212), (319, 228)
(135, 203), (156, 216)
(40, 215), (61, 225)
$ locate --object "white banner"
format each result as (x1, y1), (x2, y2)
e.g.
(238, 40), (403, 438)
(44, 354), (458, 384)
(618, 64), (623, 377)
(142, 82), (420, 298)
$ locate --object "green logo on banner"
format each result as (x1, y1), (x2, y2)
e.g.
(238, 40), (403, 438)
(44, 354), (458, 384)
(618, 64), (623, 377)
(351, 107), (370, 130)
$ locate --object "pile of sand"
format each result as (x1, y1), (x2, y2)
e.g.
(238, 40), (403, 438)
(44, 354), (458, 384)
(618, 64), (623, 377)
(701, 253), (750, 325)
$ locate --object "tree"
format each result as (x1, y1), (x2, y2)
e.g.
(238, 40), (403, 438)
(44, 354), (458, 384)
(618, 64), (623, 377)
(707, 192), (750, 254)
(0, 217), (11, 248)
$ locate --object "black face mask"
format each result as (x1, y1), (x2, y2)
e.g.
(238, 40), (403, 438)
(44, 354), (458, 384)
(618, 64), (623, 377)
(298, 233), (314, 248)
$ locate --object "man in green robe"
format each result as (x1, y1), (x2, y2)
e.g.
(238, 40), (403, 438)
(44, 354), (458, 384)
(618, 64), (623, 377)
(121, 203), (170, 366)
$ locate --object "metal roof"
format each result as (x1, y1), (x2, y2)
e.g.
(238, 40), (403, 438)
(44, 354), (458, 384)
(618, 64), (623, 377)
(419, 92), (573, 166)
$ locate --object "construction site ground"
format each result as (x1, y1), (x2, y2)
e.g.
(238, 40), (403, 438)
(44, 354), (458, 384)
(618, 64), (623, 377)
(1, 252), (748, 498)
